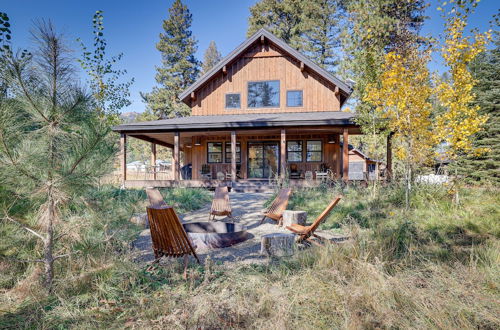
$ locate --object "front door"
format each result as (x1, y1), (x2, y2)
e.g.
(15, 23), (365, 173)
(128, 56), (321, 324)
(247, 142), (279, 179)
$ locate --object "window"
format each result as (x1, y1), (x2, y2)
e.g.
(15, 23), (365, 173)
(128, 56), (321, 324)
(287, 90), (303, 107)
(225, 93), (241, 109)
(287, 141), (303, 162)
(306, 140), (322, 162)
(207, 142), (223, 163)
(247, 80), (280, 108)
(368, 164), (376, 172)
(225, 142), (241, 163)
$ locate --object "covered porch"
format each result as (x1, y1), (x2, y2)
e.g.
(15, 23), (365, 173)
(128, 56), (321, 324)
(113, 112), (393, 188)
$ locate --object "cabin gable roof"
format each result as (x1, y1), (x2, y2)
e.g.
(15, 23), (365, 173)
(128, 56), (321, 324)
(179, 28), (353, 106)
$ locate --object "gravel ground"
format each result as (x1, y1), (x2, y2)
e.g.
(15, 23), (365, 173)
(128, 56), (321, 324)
(131, 191), (347, 267)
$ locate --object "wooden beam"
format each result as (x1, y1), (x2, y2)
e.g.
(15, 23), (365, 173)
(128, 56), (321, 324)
(190, 92), (196, 101)
(222, 65), (227, 75)
(120, 133), (127, 184)
(334, 86), (339, 96)
(280, 129), (286, 179)
(231, 131), (237, 182)
(343, 128), (349, 182)
(260, 35), (265, 44)
(151, 143), (157, 180)
(300, 61), (305, 72)
(128, 134), (176, 150)
(386, 132), (394, 181)
(173, 132), (180, 181)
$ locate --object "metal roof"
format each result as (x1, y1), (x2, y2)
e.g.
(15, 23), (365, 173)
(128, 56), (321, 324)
(112, 111), (357, 132)
(178, 28), (354, 103)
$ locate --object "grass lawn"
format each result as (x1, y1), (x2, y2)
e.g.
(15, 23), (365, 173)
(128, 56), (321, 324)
(0, 184), (499, 329)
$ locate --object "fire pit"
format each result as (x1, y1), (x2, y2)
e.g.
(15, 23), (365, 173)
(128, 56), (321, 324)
(183, 222), (250, 249)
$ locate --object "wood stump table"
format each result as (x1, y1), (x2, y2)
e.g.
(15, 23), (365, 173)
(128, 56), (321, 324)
(260, 233), (295, 257)
(282, 210), (307, 227)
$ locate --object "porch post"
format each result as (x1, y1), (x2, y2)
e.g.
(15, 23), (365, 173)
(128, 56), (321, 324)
(386, 132), (393, 181)
(173, 132), (180, 181)
(280, 129), (286, 179)
(120, 133), (127, 185)
(342, 128), (349, 182)
(231, 131), (237, 182)
(151, 143), (157, 180)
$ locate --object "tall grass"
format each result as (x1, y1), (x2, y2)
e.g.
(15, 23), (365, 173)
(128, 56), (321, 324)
(1, 184), (499, 329)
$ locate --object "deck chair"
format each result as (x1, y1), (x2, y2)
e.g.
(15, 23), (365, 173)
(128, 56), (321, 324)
(260, 188), (292, 226)
(286, 196), (341, 245)
(146, 188), (168, 208)
(146, 205), (200, 278)
(209, 186), (232, 221)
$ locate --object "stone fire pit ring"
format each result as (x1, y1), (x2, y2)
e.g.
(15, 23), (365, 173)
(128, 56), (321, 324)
(183, 222), (250, 250)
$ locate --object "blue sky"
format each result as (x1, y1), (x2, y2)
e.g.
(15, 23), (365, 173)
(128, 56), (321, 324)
(3, 0), (498, 113)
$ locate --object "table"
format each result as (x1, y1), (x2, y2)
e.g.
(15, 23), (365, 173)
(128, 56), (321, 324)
(260, 233), (295, 257)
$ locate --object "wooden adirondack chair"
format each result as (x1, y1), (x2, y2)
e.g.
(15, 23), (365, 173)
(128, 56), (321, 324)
(146, 188), (168, 208)
(260, 188), (292, 226)
(286, 196), (341, 245)
(146, 205), (200, 278)
(209, 186), (232, 221)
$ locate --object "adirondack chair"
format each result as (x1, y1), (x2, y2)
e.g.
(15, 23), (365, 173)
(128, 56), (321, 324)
(146, 205), (200, 278)
(260, 188), (292, 226)
(286, 196), (342, 245)
(209, 186), (233, 221)
(146, 188), (168, 208)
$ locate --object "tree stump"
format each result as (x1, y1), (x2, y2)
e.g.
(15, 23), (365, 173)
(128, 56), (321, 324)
(260, 233), (295, 257)
(282, 210), (307, 227)
(130, 213), (149, 228)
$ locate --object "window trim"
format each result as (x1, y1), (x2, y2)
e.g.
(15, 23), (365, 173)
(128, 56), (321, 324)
(224, 141), (241, 164)
(306, 140), (323, 163)
(286, 140), (303, 163)
(247, 80), (280, 108)
(207, 142), (223, 163)
(225, 93), (241, 109)
(286, 90), (303, 107)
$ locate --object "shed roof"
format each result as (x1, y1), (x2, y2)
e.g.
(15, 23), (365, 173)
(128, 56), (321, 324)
(179, 29), (354, 105)
(112, 111), (357, 133)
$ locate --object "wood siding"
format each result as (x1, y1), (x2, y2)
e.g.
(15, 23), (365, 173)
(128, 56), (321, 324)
(189, 43), (341, 116)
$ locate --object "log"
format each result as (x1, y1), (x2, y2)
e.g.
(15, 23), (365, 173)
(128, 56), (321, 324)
(260, 233), (295, 257)
(282, 210), (307, 227)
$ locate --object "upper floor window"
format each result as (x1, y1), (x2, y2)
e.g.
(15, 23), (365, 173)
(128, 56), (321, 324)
(287, 141), (303, 162)
(207, 142), (223, 163)
(306, 140), (322, 162)
(287, 90), (303, 107)
(248, 80), (280, 108)
(224, 142), (241, 163)
(225, 93), (241, 109)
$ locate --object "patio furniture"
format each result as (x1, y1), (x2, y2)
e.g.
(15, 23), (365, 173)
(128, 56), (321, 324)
(146, 188), (168, 208)
(200, 164), (212, 180)
(209, 186), (233, 221)
(282, 210), (307, 227)
(286, 195), (342, 245)
(260, 188), (292, 226)
(315, 171), (328, 181)
(260, 233), (295, 257)
(146, 205), (200, 278)
(216, 171), (225, 181)
(304, 171), (313, 181)
(289, 164), (302, 179)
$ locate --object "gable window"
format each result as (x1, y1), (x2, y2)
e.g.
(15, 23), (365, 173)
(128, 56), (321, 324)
(225, 93), (241, 109)
(306, 140), (322, 162)
(248, 80), (280, 108)
(287, 90), (303, 107)
(225, 142), (241, 163)
(207, 142), (223, 163)
(287, 141), (303, 162)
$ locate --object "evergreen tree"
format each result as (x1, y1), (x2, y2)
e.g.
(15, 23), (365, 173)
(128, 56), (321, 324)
(247, 0), (305, 49)
(457, 30), (500, 184)
(201, 40), (222, 75)
(142, 0), (199, 119)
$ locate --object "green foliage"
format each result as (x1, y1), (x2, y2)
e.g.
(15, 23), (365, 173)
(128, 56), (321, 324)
(201, 40), (222, 75)
(456, 30), (500, 184)
(142, 0), (200, 119)
(78, 11), (134, 123)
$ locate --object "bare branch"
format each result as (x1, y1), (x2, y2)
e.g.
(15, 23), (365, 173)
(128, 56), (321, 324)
(3, 213), (44, 240)
(54, 251), (80, 260)
(0, 256), (44, 263)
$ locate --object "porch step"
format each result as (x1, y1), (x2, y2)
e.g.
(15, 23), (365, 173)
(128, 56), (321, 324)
(231, 180), (276, 193)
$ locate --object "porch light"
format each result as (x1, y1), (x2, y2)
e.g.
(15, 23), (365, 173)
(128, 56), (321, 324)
(328, 135), (336, 143)
(194, 137), (201, 146)
(185, 144), (192, 148)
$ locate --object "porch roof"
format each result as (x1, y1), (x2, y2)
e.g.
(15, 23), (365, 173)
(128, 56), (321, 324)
(112, 111), (358, 133)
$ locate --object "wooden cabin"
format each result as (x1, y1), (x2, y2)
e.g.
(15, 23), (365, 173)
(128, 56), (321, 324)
(112, 29), (392, 189)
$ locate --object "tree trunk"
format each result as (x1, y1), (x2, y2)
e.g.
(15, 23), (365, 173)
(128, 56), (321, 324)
(43, 195), (55, 292)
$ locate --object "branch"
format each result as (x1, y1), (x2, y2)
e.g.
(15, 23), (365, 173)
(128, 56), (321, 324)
(3, 213), (44, 241)
(0, 130), (42, 184)
(0, 255), (44, 263)
(13, 61), (49, 122)
(54, 251), (80, 260)
(67, 131), (106, 175)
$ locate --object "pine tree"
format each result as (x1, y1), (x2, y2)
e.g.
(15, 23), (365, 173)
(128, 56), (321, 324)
(456, 30), (499, 184)
(247, 0), (305, 49)
(201, 41), (222, 75)
(142, 0), (199, 119)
